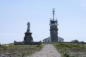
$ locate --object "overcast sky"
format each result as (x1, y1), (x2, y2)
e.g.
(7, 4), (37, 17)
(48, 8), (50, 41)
(0, 0), (86, 44)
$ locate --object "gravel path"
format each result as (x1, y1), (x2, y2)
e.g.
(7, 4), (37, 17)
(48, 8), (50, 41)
(29, 44), (61, 57)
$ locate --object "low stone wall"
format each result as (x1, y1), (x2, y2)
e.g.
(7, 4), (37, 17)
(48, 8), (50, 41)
(14, 42), (42, 45)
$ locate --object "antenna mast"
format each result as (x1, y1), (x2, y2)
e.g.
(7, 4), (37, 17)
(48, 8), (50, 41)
(52, 8), (55, 21)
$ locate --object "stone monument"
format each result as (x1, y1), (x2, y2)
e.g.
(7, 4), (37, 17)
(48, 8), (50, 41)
(14, 21), (41, 45)
(24, 22), (33, 44)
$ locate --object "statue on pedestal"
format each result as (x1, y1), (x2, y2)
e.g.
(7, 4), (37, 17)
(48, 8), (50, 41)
(24, 22), (33, 44)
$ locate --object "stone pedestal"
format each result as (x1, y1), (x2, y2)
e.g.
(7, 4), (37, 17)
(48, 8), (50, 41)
(24, 32), (33, 44)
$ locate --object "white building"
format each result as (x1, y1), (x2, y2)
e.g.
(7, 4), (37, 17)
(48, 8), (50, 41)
(43, 36), (64, 43)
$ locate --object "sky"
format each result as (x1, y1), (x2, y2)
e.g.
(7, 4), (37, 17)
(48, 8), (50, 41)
(0, 0), (86, 44)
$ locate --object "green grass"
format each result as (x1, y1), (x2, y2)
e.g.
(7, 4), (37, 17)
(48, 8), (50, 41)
(52, 43), (86, 57)
(0, 45), (42, 57)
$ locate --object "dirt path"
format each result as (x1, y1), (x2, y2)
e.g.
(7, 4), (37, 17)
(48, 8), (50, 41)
(29, 44), (61, 57)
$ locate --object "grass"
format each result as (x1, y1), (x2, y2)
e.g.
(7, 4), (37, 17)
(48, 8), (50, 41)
(0, 45), (42, 57)
(52, 43), (86, 57)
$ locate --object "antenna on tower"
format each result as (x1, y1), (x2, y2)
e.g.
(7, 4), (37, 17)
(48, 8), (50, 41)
(52, 8), (55, 21)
